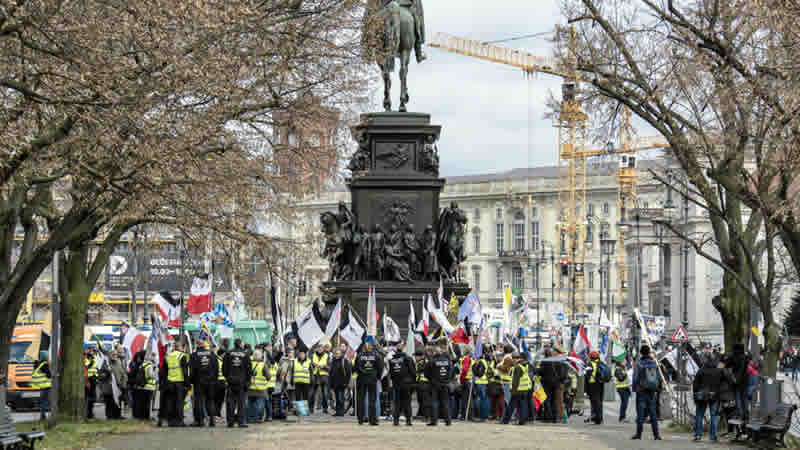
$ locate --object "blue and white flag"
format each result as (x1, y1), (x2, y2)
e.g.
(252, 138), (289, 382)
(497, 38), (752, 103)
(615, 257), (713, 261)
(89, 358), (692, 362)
(201, 303), (233, 328)
(458, 292), (480, 323)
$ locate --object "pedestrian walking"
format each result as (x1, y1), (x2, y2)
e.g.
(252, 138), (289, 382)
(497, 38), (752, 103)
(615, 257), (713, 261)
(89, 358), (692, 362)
(631, 345), (662, 440)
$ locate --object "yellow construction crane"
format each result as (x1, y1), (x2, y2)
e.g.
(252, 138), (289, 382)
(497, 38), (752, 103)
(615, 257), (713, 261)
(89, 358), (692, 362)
(429, 31), (668, 317)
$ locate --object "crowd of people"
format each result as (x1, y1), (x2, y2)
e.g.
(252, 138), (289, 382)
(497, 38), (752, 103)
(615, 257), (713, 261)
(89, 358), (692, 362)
(15, 331), (760, 444)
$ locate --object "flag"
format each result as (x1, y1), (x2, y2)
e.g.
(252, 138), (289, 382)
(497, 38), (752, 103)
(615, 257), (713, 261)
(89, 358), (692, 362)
(599, 309), (613, 328)
(533, 379), (548, 411)
(325, 297), (342, 340)
(121, 324), (147, 358)
(271, 286), (284, 350)
(570, 325), (590, 360)
(430, 306), (456, 335)
(427, 294), (438, 317)
(502, 284), (512, 338)
(186, 274), (213, 314)
(451, 326), (470, 344)
(458, 292), (479, 323)
(151, 291), (182, 327)
(201, 303), (233, 328)
(468, 293), (483, 329)
(472, 334), (483, 359)
(199, 319), (217, 348)
(148, 313), (167, 365)
(421, 296), (429, 336)
(406, 300), (416, 357)
(340, 309), (365, 350)
(366, 286), (377, 344)
(599, 332), (610, 361)
(446, 293), (459, 326)
(383, 314), (401, 343)
(296, 302), (325, 349)
(612, 340), (627, 363)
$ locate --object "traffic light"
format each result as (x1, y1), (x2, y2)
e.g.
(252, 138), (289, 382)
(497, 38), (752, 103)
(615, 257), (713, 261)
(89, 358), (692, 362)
(561, 259), (569, 276)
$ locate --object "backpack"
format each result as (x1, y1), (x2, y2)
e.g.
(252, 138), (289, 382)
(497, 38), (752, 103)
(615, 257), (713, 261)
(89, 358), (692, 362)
(595, 361), (612, 383)
(614, 366), (627, 382)
(639, 364), (659, 392)
(131, 365), (146, 388)
(471, 360), (486, 378)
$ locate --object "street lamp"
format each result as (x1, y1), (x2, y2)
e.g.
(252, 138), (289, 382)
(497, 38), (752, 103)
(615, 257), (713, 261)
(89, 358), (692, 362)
(600, 237), (617, 323)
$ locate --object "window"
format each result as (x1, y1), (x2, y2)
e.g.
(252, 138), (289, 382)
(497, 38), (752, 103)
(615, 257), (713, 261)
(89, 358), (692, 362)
(588, 203), (594, 217)
(602, 269), (610, 289)
(496, 207), (503, 220)
(513, 213), (525, 251)
(309, 134), (321, 147)
(603, 202), (610, 215)
(531, 221), (540, 251)
(588, 271), (594, 289)
(560, 230), (566, 254)
(474, 208), (481, 221)
(473, 229), (481, 254)
(496, 223), (504, 251)
(288, 132), (297, 146)
(600, 223), (610, 240)
(643, 201), (649, 209)
(531, 206), (537, 218)
(472, 268), (481, 291)
(496, 267), (504, 290)
(512, 266), (524, 290)
(585, 224), (594, 245)
(586, 304), (594, 314)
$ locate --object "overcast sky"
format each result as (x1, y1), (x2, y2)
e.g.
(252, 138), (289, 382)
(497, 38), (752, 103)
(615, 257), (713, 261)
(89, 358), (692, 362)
(372, 0), (564, 177)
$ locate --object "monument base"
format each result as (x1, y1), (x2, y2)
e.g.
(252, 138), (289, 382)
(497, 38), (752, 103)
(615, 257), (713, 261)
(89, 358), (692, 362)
(322, 280), (470, 336)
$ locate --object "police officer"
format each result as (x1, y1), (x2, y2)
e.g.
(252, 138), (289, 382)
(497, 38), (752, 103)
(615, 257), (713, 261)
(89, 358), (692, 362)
(190, 341), (219, 427)
(223, 338), (252, 427)
(424, 344), (452, 426)
(213, 347), (227, 423)
(84, 348), (98, 419)
(389, 343), (416, 426)
(31, 351), (52, 421)
(162, 342), (190, 427)
(355, 342), (383, 425)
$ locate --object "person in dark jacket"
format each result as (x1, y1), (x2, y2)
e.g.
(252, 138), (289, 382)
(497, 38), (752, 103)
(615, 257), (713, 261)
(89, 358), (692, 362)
(631, 345), (662, 440)
(692, 359), (733, 442)
(389, 343), (416, 426)
(329, 348), (352, 416)
(223, 338), (252, 427)
(190, 341), (219, 427)
(501, 352), (532, 425)
(424, 344), (452, 426)
(355, 342), (383, 425)
(585, 351), (605, 425)
(32, 351), (52, 421)
(729, 343), (749, 420)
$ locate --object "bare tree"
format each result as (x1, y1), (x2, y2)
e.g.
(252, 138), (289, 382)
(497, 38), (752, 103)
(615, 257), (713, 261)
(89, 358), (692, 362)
(557, 0), (800, 374)
(1, 0), (368, 419)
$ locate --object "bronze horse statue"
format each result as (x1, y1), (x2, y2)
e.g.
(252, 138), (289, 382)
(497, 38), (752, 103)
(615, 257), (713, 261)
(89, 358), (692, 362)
(365, 0), (426, 112)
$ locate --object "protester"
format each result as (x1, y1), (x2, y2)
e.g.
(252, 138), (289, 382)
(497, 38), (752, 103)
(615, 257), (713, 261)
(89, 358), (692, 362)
(692, 358), (732, 442)
(85, 348), (98, 419)
(293, 350), (312, 405)
(161, 342), (188, 427)
(471, 351), (490, 422)
(729, 343), (749, 420)
(488, 352), (507, 420)
(501, 352), (531, 425)
(31, 350), (52, 421)
(457, 345), (473, 420)
(247, 349), (269, 423)
(329, 348), (352, 416)
(585, 351), (605, 425)
(213, 347), (227, 423)
(632, 345), (661, 440)
(614, 360), (632, 423)
(129, 350), (153, 420)
(310, 343), (331, 414)
(414, 349), (430, 421)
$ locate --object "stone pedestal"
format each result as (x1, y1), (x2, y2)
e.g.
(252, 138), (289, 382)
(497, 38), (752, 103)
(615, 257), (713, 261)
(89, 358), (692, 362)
(321, 111), (470, 338)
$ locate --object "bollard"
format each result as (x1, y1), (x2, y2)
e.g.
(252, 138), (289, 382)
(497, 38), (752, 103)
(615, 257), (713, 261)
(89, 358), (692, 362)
(758, 377), (782, 417)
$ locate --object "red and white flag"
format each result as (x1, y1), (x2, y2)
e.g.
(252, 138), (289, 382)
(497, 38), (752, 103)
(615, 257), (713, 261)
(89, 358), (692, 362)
(570, 325), (591, 361)
(122, 325), (147, 358)
(186, 275), (213, 314)
(151, 292), (182, 327)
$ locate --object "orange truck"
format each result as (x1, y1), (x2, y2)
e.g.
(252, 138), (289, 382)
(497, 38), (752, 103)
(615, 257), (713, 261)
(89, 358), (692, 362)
(7, 325), (50, 410)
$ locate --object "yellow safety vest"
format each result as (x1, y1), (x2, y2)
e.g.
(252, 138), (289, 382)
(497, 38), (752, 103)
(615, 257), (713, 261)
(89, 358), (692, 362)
(143, 361), (157, 390)
(473, 359), (489, 385)
(31, 361), (51, 389)
(266, 363), (278, 390)
(85, 357), (97, 377)
(167, 351), (187, 383)
(216, 354), (226, 382)
(312, 353), (329, 376)
(589, 361), (598, 384)
(516, 364), (531, 392)
(416, 359), (428, 383)
(293, 359), (311, 384)
(251, 362), (268, 391)
(615, 367), (628, 389)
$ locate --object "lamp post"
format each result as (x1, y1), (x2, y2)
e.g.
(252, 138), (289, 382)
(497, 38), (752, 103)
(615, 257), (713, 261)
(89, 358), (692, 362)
(600, 238), (617, 323)
(178, 234), (188, 340)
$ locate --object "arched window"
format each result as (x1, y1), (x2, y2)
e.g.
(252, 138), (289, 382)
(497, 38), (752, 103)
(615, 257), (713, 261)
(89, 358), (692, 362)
(472, 266), (481, 291)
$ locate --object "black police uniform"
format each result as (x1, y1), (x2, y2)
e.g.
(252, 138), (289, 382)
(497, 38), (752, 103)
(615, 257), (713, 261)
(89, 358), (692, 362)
(424, 353), (452, 426)
(389, 352), (416, 425)
(190, 349), (219, 426)
(222, 348), (252, 427)
(355, 349), (383, 425)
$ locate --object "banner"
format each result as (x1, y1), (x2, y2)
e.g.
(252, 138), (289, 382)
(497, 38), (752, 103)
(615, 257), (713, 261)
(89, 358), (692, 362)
(187, 275), (213, 314)
(296, 303), (325, 349)
(383, 314), (401, 343)
(325, 298), (342, 340)
(340, 310), (365, 350)
(639, 313), (667, 342)
(366, 286), (377, 343)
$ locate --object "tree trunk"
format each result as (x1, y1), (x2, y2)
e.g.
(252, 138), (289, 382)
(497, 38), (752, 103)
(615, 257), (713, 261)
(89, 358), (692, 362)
(714, 275), (750, 351)
(0, 313), (14, 410)
(57, 273), (91, 422)
(762, 320), (781, 377)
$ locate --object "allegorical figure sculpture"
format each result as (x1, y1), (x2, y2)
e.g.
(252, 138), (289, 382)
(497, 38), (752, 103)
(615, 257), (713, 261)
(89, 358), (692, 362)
(370, 223), (386, 281)
(385, 224), (412, 281)
(403, 223), (420, 277)
(421, 224), (438, 281)
(436, 201), (467, 281)
(363, 0), (427, 112)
